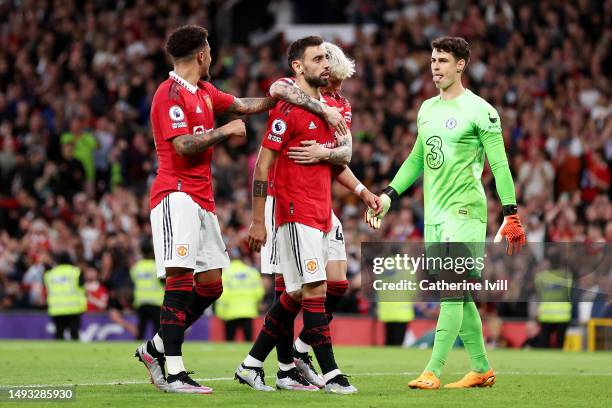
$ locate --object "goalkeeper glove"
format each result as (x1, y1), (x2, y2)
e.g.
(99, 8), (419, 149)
(364, 187), (396, 229)
(494, 205), (526, 255)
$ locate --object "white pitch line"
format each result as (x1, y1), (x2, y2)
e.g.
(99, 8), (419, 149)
(2, 371), (612, 389)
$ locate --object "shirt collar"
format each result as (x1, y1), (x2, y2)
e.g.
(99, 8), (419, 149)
(169, 71), (198, 94)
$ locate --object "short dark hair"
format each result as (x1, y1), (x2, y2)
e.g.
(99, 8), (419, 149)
(287, 36), (324, 72)
(431, 36), (471, 66)
(165, 25), (208, 59)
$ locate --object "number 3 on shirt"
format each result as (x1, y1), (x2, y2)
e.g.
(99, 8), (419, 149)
(426, 136), (444, 169)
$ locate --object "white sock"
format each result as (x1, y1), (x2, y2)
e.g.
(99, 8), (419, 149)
(278, 361), (295, 371)
(243, 354), (264, 368)
(152, 333), (165, 354)
(323, 369), (341, 383)
(166, 356), (186, 376)
(294, 337), (311, 354)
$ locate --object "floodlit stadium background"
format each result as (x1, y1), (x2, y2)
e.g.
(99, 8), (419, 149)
(0, 0), (610, 350)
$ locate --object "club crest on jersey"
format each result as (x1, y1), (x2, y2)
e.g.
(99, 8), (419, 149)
(305, 258), (319, 273)
(175, 244), (189, 258)
(271, 119), (287, 135)
(169, 105), (185, 122)
(445, 118), (457, 129)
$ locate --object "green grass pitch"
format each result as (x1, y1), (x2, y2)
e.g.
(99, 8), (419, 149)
(0, 341), (610, 407)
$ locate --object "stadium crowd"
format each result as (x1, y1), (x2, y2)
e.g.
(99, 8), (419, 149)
(0, 0), (610, 333)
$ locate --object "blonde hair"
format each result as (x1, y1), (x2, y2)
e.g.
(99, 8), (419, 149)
(323, 42), (355, 81)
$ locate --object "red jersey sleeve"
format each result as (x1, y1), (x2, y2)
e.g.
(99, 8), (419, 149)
(202, 82), (235, 114)
(262, 107), (293, 152)
(267, 77), (296, 96)
(154, 92), (190, 142)
(343, 99), (352, 130)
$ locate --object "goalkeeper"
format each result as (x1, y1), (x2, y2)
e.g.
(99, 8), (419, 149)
(365, 36), (526, 389)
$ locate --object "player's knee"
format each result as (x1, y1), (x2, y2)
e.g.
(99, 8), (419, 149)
(287, 289), (302, 303)
(440, 289), (463, 300)
(194, 280), (223, 300)
(326, 260), (347, 281)
(302, 280), (327, 298)
(165, 267), (193, 279)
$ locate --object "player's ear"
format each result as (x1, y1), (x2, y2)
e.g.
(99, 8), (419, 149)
(291, 60), (302, 75)
(457, 59), (465, 74)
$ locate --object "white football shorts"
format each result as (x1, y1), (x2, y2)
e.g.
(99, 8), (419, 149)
(328, 211), (347, 262)
(260, 195), (279, 274)
(150, 192), (230, 278)
(277, 222), (329, 293)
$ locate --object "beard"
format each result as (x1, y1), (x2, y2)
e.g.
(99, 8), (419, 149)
(304, 72), (329, 88)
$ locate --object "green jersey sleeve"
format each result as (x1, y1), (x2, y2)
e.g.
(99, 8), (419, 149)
(389, 133), (424, 194)
(475, 105), (516, 206)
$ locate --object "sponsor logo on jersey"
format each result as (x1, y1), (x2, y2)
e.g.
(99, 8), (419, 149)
(308, 121), (317, 130)
(425, 136), (444, 169)
(445, 117), (457, 129)
(271, 119), (287, 135)
(305, 258), (319, 273)
(488, 112), (498, 123)
(196, 105), (202, 113)
(176, 244), (189, 258)
(169, 105), (185, 121)
(193, 125), (206, 135)
(267, 133), (282, 143)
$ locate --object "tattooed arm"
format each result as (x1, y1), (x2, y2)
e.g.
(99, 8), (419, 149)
(172, 119), (245, 156)
(248, 146), (278, 253)
(286, 131), (352, 165)
(269, 79), (347, 135)
(225, 97), (277, 115)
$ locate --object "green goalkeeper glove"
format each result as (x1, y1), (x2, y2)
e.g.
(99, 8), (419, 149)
(364, 187), (396, 229)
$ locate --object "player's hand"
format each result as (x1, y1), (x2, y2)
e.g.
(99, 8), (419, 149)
(494, 214), (526, 255)
(364, 193), (391, 229)
(360, 189), (382, 213)
(322, 106), (348, 136)
(248, 221), (267, 253)
(287, 140), (328, 164)
(223, 119), (246, 138)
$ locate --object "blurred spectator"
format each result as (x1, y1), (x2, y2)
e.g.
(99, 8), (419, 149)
(129, 243), (163, 340)
(84, 263), (108, 312)
(216, 258), (265, 342)
(0, 1), (608, 338)
(43, 253), (86, 341)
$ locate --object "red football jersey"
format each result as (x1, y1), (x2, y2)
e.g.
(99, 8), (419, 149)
(262, 97), (336, 232)
(149, 72), (235, 212)
(266, 78), (353, 198)
(265, 77), (295, 198)
(323, 90), (352, 130)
